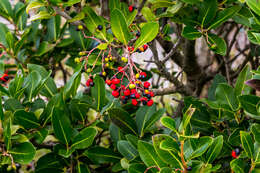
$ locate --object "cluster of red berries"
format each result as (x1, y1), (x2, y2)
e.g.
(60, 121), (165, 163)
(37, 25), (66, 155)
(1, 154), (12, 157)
(127, 44), (148, 53)
(105, 71), (154, 106)
(231, 148), (240, 159)
(86, 77), (94, 87)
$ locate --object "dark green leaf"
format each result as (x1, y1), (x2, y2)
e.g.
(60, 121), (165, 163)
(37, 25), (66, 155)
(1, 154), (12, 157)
(160, 116), (178, 133)
(14, 110), (40, 129)
(247, 30), (260, 45)
(205, 135), (223, 164)
(117, 140), (138, 160)
(235, 65), (250, 96)
(181, 26), (202, 40)
(207, 33), (227, 56)
(198, 0), (217, 27)
(239, 95), (260, 120)
(230, 159), (245, 173)
(9, 142), (36, 164)
(240, 131), (254, 158)
(246, 0), (260, 16)
(91, 75), (107, 111)
(251, 123), (260, 143)
(144, 108), (165, 130)
(71, 127), (97, 150)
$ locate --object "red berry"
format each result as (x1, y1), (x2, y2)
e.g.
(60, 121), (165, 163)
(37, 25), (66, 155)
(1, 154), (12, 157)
(112, 90), (120, 98)
(150, 91), (154, 97)
(112, 78), (120, 85)
(128, 5), (134, 12)
(86, 81), (90, 87)
(231, 150), (238, 158)
(132, 99), (138, 106)
(147, 99), (153, 106)
(110, 84), (117, 90)
(135, 93), (141, 99)
(124, 89), (131, 96)
(121, 96), (125, 100)
(128, 47), (131, 51)
(118, 67), (124, 73)
(106, 79), (112, 85)
(140, 97), (148, 102)
(140, 72), (147, 77)
(143, 81), (150, 88)
(121, 85), (126, 90)
(143, 44), (148, 50)
(130, 89), (137, 94)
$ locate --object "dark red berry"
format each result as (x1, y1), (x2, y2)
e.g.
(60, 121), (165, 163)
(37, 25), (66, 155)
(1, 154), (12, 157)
(132, 99), (138, 106)
(97, 25), (103, 30)
(143, 81), (150, 88)
(128, 5), (134, 12)
(150, 91), (154, 97)
(135, 93), (140, 99)
(112, 90), (120, 98)
(124, 89), (131, 96)
(147, 99), (153, 106)
(130, 89), (137, 94)
(106, 79), (112, 85)
(110, 84), (117, 90)
(140, 72), (147, 78)
(143, 44), (148, 50)
(118, 66), (124, 73)
(231, 150), (238, 158)
(112, 78), (120, 85)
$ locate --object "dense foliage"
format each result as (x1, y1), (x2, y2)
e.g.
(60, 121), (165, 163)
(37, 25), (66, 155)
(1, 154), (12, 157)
(0, 0), (260, 173)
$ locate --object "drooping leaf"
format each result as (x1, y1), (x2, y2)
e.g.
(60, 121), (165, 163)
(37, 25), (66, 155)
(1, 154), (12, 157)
(205, 135), (223, 164)
(160, 116), (178, 134)
(240, 131), (254, 158)
(134, 22), (159, 50)
(117, 140), (138, 161)
(110, 9), (131, 45)
(235, 65), (250, 96)
(29, 11), (52, 22)
(91, 75), (107, 111)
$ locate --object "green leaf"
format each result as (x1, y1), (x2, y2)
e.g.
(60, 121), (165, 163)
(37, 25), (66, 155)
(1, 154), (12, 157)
(117, 140), (138, 161)
(5, 32), (14, 50)
(208, 5), (241, 30)
(138, 140), (167, 168)
(189, 137), (213, 159)
(4, 98), (24, 112)
(97, 43), (108, 50)
(26, 0), (45, 13)
(46, 16), (61, 42)
(159, 135), (180, 152)
(144, 108), (165, 130)
(68, 11), (85, 23)
(63, 64), (82, 100)
(152, 135), (182, 168)
(240, 131), (254, 158)
(52, 108), (73, 145)
(125, 134), (138, 148)
(127, 9), (137, 26)
(230, 159), (245, 173)
(207, 33), (227, 56)
(28, 64), (57, 98)
(9, 142), (36, 164)
(136, 105), (156, 137)
(24, 71), (42, 102)
(128, 163), (147, 173)
(182, 26), (202, 40)
(0, 0), (13, 17)
(35, 153), (64, 172)
(246, 0), (260, 16)
(0, 93), (4, 120)
(228, 128), (241, 147)
(215, 83), (239, 111)
(239, 95), (260, 120)
(247, 30), (260, 45)
(109, 0), (120, 12)
(179, 106), (196, 133)
(110, 9), (131, 45)
(251, 123), (260, 143)
(91, 75), (107, 111)
(29, 11), (52, 22)
(109, 108), (138, 135)
(151, 0), (176, 9)
(134, 22), (159, 50)
(84, 147), (121, 164)
(181, 0), (200, 4)
(109, 123), (124, 144)
(198, 0), (217, 27)
(235, 65), (250, 96)
(208, 74), (227, 101)
(14, 110), (40, 129)
(3, 118), (11, 151)
(83, 6), (106, 40)
(205, 135), (223, 164)
(70, 98), (92, 122)
(71, 127), (97, 150)
(160, 116), (178, 134)
(141, 7), (156, 21)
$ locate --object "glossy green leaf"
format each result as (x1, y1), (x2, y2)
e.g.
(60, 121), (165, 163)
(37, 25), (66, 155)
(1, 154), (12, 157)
(246, 0), (260, 16)
(24, 71), (42, 102)
(159, 135), (180, 152)
(71, 127), (97, 150)
(109, 123), (124, 144)
(84, 146), (121, 164)
(230, 159), (245, 173)
(111, 9), (131, 45)
(91, 75), (107, 111)
(198, 0), (217, 27)
(205, 135), (223, 164)
(29, 11), (52, 22)
(127, 9), (137, 26)
(109, 0), (120, 12)
(35, 41), (55, 56)
(9, 142), (36, 164)
(128, 163), (147, 173)
(117, 140), (138, 161)
(52, 108), (73, 145)
(26, 0), (45, 13)
(189, 137), (213, 159)
(125, 134), (138, 148)
(68, 11), (84, 23)
(239, 95), (260, 120)
(83, 6), (106, 40)
(247, 30), (260, 45)
(235, 65), (249, 96)
(240, 131), (254, 158)
(4, 98), (24, 112)
(207, 33), (227, 56)
(35, 153), (64, 172)
(141, 7), (156, 21)
(144, 108), (165, 130)
(181, 0), (200, 4)
(14, 110), (40, 129)
(136, 105), (156, 137)
(182, 26), (202, 40)
(251, 123), (260, 143)
(215, 83), (239, 111)
(208, 5), (241, 30)
(134, 22), (159, 50)
(0, 0), (13, 17)
(109, 108), (138, 135)
(179, 106), (196, 133)
(208, 74), (227, 101)
(160, 116), (178, 133)
(138, 140), (167, 168)
(46, 16), (61, 42)
(151, 0), (176, 10)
